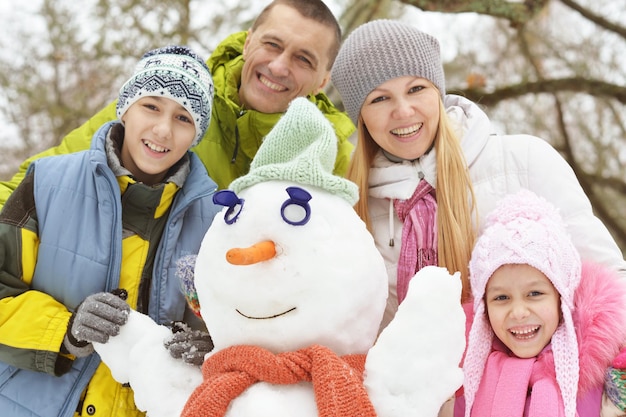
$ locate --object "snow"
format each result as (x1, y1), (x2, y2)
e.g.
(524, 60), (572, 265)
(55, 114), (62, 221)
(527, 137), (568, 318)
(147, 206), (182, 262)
(92, 98), (466, 417)
(365, 266), (466, 416)
(94, 311), (202, 416)
(194, 179), (388, 356)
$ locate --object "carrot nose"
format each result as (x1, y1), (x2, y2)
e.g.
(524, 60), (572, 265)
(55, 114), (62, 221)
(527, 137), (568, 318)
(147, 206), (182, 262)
(226, 240), (277, 265)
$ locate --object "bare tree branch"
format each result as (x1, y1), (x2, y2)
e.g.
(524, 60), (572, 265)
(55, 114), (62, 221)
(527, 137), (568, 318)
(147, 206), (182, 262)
(397, 0), (550, 26)
(452, 78), (626, 106)
(559, 0), (626, 40)
(340, 0), (397, 36)
(588, 174), (626, 195)
(554, 94), (626, 245)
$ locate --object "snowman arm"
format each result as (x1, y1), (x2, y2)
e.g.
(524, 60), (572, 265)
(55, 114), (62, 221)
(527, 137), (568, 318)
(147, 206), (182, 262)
(93, 310), (203, 417)
(365, 266), (466, 417)
(92, 310), (163, 383)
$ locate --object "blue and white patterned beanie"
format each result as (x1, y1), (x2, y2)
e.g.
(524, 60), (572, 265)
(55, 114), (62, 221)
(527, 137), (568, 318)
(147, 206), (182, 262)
(116, 45), (214, 146)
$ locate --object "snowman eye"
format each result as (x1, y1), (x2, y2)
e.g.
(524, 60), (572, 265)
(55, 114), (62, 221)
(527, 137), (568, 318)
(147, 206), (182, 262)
(281, 186), (312, 226)
(213, 190), (244, 224)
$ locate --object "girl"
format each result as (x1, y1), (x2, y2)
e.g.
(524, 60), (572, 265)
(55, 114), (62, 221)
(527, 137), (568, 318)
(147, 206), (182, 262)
(455, 189), (626, 417)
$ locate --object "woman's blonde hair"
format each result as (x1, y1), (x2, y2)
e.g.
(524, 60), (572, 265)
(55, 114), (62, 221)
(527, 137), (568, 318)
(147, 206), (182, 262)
(346, 98), (476, 302)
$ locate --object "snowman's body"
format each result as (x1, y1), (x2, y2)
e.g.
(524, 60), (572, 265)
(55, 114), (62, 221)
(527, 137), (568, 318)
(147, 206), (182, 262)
(95, 180), (465, 417)
(221, 383), (317, 417)
(94, 98), (465, 417)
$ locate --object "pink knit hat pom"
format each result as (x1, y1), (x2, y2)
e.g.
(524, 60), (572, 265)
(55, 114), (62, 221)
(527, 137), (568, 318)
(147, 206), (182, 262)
(483, 189), (560, 228)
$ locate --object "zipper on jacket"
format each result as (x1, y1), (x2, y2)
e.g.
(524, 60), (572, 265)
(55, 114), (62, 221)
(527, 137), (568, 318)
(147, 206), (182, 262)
(231, 111), (245, 163)
(388, 199), (395, 247)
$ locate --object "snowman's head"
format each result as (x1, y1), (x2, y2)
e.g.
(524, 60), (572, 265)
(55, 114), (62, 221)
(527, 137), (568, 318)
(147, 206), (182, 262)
(191, 98), (387, 356)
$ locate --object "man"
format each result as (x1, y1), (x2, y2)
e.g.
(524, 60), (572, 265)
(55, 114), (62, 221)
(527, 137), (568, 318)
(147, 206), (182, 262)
(0, 0), (354, 203)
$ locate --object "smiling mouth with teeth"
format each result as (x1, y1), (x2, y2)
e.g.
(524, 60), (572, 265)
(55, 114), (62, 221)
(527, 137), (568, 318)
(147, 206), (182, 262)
(143, 140), (169, 153)
(391, 123), (423, 138)
(259, 74), (287, 92)
(509, 326), (540, 339)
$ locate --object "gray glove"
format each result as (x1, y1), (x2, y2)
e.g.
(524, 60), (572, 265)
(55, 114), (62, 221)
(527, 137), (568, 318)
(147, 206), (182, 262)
(164, 323), (213, 366)
(64, 290), (130, 357)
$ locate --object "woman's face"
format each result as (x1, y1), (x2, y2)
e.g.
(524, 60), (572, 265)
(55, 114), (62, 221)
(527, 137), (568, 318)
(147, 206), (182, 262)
(360, 76), (440, 160)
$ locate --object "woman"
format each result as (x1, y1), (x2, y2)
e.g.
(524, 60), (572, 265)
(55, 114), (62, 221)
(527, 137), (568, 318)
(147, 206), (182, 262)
(330, 19), (626, 331)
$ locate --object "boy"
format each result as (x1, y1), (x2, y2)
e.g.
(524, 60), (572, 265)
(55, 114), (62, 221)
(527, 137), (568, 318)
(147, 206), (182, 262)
(0, 45), (220, 417)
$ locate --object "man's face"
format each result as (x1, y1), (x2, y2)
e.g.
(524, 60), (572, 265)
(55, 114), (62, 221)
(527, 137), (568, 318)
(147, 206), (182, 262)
(239, 4), (334, 114)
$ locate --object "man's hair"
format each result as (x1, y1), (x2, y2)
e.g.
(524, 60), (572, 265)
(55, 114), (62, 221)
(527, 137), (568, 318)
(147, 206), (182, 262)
(252, 0), (342, 69)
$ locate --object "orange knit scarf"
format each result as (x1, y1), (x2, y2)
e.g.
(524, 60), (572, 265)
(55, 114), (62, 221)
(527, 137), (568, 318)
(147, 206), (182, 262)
(180, 344), (377, 417)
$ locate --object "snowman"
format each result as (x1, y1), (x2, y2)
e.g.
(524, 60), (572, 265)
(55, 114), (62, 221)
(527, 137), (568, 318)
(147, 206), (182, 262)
(93, 97), (466, 417)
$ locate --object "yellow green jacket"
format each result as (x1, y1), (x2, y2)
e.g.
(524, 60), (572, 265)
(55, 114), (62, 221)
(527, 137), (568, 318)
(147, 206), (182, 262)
(0, 31), (355, 206)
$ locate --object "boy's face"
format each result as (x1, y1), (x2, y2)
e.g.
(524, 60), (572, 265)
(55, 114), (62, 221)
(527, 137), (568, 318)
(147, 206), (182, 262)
(239, 4), (333, 114)
(120, 97), (195, 185)
(485, 264), (561, 358)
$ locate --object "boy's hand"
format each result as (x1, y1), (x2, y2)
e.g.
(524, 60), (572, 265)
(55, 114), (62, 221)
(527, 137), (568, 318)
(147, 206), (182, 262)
(164, 324), (213, 366)
(64, 291), (130, 357)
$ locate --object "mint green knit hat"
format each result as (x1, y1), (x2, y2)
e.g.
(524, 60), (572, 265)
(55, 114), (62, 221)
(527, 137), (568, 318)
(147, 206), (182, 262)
(229, 97), (358, 205)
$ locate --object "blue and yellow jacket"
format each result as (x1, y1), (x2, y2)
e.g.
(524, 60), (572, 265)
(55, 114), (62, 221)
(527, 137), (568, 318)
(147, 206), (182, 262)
(0, 121), (220, 417)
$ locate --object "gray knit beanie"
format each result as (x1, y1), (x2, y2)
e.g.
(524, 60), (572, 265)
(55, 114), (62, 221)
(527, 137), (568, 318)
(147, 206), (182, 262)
(117, 45), (214, 147)
(331, 20), (445, 125)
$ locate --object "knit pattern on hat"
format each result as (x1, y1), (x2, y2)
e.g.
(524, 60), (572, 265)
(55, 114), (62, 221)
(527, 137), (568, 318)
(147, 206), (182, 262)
(180, 344), (376, 417)
(116, 45), (214, 146)
(230, 97), (359, 205)
(331, 19), (445, 125)
(464, 189), (581, 417)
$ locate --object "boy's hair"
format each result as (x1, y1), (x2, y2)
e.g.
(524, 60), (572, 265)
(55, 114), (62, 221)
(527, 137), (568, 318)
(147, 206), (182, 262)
(116, 45), (214, 146)
(251, 0), (341, 69)
(464, 189), (581, 417)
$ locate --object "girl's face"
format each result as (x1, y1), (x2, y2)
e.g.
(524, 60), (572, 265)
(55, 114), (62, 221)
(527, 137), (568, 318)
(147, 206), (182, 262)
(360, 76), (440, 161)
(485, 264), (561, 359)
(121, 97), (195, 185)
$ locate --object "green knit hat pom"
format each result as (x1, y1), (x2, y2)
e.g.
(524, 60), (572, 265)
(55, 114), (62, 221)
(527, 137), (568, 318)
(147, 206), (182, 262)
(230, 97), (359, 205)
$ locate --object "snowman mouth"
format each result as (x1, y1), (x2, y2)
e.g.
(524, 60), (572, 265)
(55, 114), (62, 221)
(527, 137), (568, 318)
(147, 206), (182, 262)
(236, 307), (296, 319)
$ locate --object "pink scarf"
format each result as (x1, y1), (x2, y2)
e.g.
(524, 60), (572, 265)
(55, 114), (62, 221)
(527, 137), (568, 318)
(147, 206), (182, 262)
(393, 179), (437, 303)
(471, 346), (565, 417)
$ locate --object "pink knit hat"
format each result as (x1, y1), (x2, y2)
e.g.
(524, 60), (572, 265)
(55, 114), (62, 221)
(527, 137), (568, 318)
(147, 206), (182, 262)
(464, 189), (582, 417)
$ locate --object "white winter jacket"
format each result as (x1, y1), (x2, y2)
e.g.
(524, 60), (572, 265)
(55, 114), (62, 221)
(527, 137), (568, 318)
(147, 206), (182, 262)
(369, 95), (626, 331)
